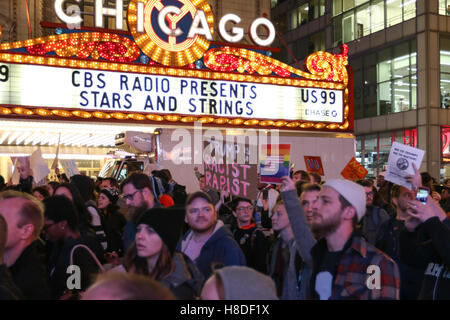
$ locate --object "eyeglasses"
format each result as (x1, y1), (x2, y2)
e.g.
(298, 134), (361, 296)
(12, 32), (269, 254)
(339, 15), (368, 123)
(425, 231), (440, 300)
(122, 190), (141, 201)
(236, 206), (254, 212)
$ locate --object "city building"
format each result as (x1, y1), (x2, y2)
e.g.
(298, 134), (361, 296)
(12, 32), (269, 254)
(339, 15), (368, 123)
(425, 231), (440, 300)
(271, 0), (450, 180)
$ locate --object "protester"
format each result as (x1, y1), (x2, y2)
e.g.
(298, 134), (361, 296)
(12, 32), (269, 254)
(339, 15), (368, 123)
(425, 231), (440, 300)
(97, 187), (126, 257)
(71, 175), (107, 250)
(47, 181), (59, 196)
(193, 167), (220, 205)
(82, 272), (176, 300)
(356, 180), (390, 244)
(292, 170), (309, 183)
(200, 266), (278, 300)
(0, 191), (51, 300)
(375, 184), (424, 300)
(32, 186), (50, 202)
(230, 198), (269, 274)
(399, 165), (450, 300)
(177, 191), (246, 279)
(43, 196), (104, 299)
(308, 179), (400, 299)
(113, 208), (204, 299)
(100, 177), (119, 191)
(256, 181), (279, 227)
(308, 172), (322, 185)
(17, 163), (34, 194)
(0, 214), (23, 300)
(120, 173), (159, 251)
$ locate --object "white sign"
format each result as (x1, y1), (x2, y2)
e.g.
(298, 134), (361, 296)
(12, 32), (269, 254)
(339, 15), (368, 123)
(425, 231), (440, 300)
(385, 142), (425, 190)
(0, 63), (344, 123)
(30, 148), (50, 183)
(60, 159), (80, 177)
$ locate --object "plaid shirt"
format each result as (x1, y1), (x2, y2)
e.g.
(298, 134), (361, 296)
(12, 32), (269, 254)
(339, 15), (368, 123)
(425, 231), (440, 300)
(310, 233), (400, 300)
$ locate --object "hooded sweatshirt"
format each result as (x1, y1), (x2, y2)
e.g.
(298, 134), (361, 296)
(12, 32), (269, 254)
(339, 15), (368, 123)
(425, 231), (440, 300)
(177, 220), (246, 279)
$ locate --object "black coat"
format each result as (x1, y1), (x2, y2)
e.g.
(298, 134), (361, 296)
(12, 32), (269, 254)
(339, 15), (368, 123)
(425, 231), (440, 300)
(9, 240), (51, 300)
(0, 264), (23, 300)
(100, 207), (127, 255)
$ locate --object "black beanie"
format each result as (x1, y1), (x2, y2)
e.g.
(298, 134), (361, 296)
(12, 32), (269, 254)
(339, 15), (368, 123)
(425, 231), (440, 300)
(100, 187), (119, 204)
(136, 208), (186, 255)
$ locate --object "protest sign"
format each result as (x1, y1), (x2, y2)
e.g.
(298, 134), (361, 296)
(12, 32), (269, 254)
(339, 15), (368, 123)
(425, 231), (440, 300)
(304, 156), (324, 176)
(30, 148), (50, 183)
(260, 144), (291, 184)
(385, 142), (425, 190)
(59, 159), (80, 177)
(203, 138), (258, 200)
(341, 157), (368, 181)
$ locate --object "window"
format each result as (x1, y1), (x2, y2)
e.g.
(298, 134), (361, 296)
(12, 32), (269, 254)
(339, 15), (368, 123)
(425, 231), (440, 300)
(353, 40), (417, 118)
(440, 37), (450, 108)
(292, 31), (325, 60)
(439, 0), (450, 15)
(356, 129), (417, 177)
(333, 0), (416, 46)
(290, 1), (325, 30)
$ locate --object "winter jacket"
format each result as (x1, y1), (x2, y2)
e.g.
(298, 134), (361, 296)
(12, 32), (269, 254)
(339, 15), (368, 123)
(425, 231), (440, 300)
(232, 224), (269, 274)
(359, 205), (390, 245)
(160, 252), (205, 299)
(100, 207), (126, 255)
(177, 220), (246, 279)
(0, 264), (23, 300)
(9, 240), (51, 300)
(399, 217), (450, 300)
(376, 217), (424, 299)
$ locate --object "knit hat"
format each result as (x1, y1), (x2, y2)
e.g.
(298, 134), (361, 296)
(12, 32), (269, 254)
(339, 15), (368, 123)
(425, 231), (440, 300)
(100, 187), (119, 204)
(215, 266), (279, 300)
(323, 179), (366, 222)
(136, 208), (185, 255)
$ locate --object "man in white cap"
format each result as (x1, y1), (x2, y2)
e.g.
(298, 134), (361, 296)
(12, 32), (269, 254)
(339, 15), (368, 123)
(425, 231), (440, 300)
(308, 179), (400, 300)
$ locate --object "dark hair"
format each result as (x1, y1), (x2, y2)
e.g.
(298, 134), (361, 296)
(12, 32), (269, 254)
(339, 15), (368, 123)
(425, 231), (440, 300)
(120, 173), (153, 193)
(32, 186), (50, 199)
(47, 181), (60, 193)
(301, 183), (322, 195)
(70, 175), (95, 202)
(103, 177), (119, 189)
(231, 198), (253, 211)
(43, 195), (79, 231)
(357, 179), (373, 188)
(293, 170), (310, 181)
(309, 172), (322, 184)
(295, 180), (309, 197)
(186, 191), (213, 207)
(55, 183), (92, 226)
(160, 169), (172, 182)
(125, 241), (173, 281)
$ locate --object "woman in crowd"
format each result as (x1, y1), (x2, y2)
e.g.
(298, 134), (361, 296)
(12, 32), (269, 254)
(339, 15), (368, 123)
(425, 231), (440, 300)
(43, 196), (105, 299)
(97, 187), (126, 256)
(32, 186), (50, 201)
(113, 207), (204, 299)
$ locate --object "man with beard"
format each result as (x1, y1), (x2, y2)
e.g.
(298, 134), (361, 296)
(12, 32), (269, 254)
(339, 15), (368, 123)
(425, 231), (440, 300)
(177, 191), (246, 279)
(120, 173), (159, 251)
(308, 179), (400, 300)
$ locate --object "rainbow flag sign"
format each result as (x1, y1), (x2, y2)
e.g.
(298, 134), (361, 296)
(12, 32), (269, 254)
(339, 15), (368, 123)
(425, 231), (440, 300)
(260, 144), (291, 184)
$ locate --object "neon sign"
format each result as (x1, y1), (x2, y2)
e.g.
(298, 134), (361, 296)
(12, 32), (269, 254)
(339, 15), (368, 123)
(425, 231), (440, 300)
(54, 0), (276, 66)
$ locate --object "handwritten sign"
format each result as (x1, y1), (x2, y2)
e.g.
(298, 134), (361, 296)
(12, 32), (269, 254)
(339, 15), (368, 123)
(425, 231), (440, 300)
(341, 157), (368, 181)
(203, 139), (258, 199)
(260, 144), (291, 184)
(59, 159), (80, 178)
(385, 142), (425, 190)
(30, 148), (50, 183)
(304, 156), (324, 176)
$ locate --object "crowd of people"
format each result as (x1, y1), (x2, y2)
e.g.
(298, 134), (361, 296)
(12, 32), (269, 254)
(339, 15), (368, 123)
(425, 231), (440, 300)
(0, 164), (449, 300)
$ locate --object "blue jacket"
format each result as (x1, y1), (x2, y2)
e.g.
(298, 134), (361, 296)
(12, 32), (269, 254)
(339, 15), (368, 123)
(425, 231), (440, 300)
(177, 221), (246, 279)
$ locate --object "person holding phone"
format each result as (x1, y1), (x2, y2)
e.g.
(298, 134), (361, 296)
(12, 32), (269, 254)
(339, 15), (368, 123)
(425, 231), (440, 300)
(397, 164), (450, 300)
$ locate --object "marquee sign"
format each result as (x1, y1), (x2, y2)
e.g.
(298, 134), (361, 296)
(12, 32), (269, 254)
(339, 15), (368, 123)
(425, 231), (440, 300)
(0, 0), (353, 132)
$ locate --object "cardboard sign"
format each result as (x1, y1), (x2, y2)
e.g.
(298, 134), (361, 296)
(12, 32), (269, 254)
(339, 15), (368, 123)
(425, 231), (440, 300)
(59, 159), (80, 178)
(385, 142), (425, 190)
(203, 139), (258, 200)
(304, 156), (324, 176)
(30, 148), (50, 183)
(260, 144), (291, 184)
(341, 157), (368, 181)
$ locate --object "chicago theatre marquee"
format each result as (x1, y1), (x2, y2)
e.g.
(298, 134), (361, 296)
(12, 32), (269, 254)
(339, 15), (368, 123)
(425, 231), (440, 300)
(0, 0), (356, 186)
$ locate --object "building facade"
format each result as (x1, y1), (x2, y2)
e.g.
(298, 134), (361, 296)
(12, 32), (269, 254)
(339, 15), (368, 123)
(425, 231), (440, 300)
(272, 0), (450, 181)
